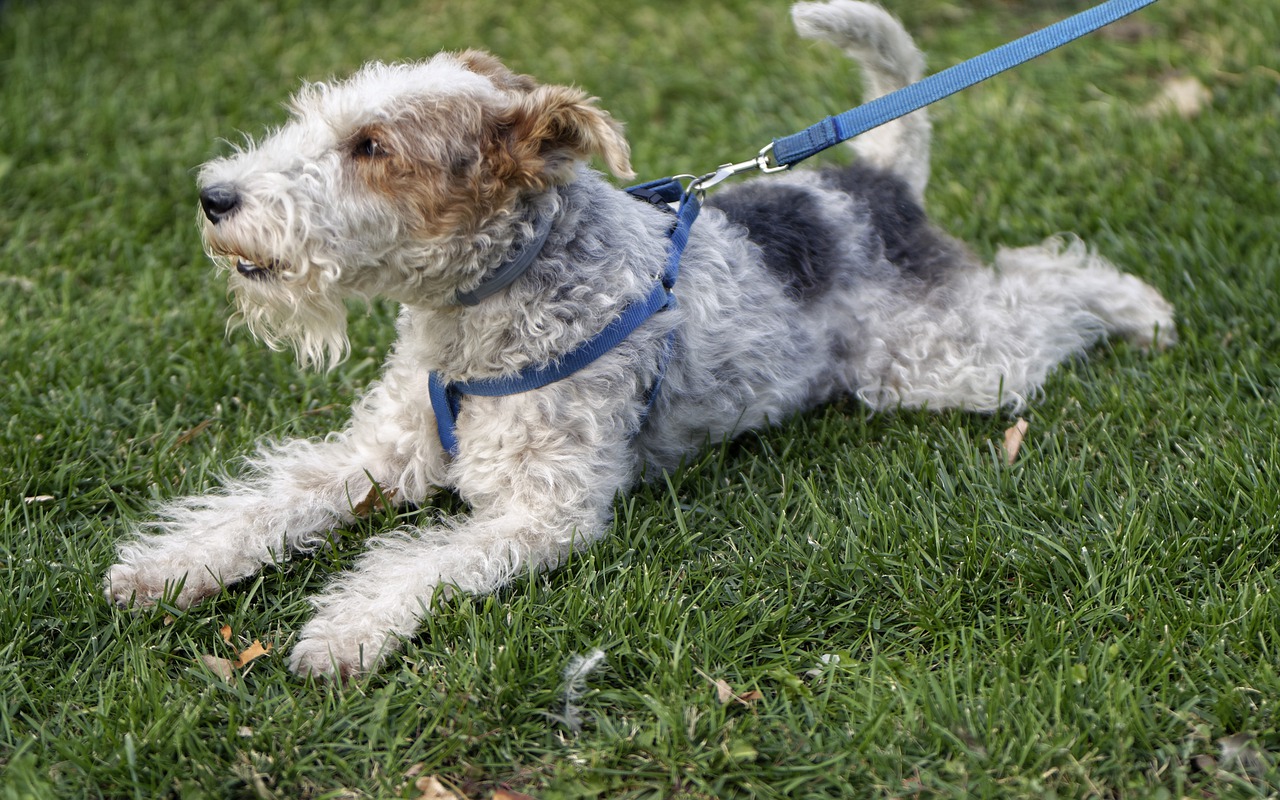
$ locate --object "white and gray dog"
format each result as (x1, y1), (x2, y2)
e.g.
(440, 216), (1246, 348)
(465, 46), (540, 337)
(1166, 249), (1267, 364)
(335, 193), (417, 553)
(106, 1), (1174, 677)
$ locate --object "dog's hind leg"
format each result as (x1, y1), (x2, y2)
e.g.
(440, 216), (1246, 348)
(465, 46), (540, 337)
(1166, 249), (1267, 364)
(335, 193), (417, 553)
(994, 236), (1177, 351)
(848, 239), (1175, 412)
(791, 0), (931, 200)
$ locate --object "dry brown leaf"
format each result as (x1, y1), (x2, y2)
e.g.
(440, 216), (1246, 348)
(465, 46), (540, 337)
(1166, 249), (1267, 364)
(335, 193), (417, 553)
(201, 654), (235, 680)
(234, 640), (273, 669)
(492, 790), (537, 800)
(302, 403), (342, 417)
(735, 690), (764, 705)
(353, 483), (398, 518)
(1004, 418), (1029, 465)
(698, 670), (762, 707)
(414, 775), (463, 800)
(404, 764), (426, 781)
(1143, 75), (1211, 119)
(397, 764), (428, 797)
(707, 677), (732, 704)
(172, 418), (214, 448)
(1218, 732), (1266, 773)
(219, 624), (233, 643)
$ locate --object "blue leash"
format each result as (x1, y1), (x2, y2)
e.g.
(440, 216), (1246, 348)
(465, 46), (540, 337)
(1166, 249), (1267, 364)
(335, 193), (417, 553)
(429, 0), (1159, 457)
(771, 0), (1160, 168)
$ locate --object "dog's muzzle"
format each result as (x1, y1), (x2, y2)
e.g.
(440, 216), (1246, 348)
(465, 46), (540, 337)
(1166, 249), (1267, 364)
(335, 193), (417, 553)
(200, 184), (278, 279)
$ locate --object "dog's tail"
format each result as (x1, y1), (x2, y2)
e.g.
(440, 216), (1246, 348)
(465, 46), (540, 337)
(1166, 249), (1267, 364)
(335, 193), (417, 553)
(791, 1), (930, 200)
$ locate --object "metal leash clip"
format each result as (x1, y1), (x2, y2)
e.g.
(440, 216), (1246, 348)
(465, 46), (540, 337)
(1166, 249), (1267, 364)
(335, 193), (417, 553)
(685, 143), (792, 198)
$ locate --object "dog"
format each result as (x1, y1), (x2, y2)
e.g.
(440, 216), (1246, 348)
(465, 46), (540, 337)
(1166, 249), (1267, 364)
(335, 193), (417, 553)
(105, 0), (1175, 678)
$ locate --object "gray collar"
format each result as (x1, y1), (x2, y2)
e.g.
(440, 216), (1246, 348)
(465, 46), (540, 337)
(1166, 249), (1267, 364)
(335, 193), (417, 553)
(454, 213), (555, 306)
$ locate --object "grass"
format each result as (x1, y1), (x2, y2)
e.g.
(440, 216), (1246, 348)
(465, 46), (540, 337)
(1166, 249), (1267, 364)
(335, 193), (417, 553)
(2, 0), (1279, 796)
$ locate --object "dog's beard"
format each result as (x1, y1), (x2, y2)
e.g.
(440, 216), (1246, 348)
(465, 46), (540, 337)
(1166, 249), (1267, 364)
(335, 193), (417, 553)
(222, 261), (351, 370)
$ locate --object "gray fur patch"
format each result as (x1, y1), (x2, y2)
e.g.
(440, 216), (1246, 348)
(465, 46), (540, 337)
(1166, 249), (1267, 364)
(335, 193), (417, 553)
(706, 184), (842, 303)
(822, 163), (969, 285)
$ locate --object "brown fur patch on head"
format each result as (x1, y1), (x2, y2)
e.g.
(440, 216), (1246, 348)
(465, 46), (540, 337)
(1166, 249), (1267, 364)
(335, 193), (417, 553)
(456, 50), (538, 93)
(345, 102), (498, 239)
(349, 54), (633, 240)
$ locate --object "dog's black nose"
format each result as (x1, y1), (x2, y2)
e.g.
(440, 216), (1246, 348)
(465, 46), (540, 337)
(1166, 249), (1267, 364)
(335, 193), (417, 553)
(199, 184), (241, 223)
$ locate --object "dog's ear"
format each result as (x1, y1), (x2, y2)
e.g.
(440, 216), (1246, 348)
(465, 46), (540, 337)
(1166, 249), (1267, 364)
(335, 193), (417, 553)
(457, 50), (539, 93)
(495, 84), (635, 184)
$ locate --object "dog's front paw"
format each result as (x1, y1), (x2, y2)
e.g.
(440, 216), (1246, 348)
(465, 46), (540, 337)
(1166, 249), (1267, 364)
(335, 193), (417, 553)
(104, 562), (159, 608)
(288, 619), (399, 679)
(103, 559), (220, 610)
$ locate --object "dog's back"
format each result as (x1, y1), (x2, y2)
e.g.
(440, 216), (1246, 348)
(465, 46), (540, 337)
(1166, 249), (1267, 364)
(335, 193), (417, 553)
(634, 2), (941, 467)
(636, 1), (1171, 466)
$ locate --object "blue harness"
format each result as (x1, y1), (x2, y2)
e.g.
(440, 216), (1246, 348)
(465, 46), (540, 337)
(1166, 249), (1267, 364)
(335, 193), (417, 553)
(428, 0), (1158, 457)
(429, 179), (699, 456)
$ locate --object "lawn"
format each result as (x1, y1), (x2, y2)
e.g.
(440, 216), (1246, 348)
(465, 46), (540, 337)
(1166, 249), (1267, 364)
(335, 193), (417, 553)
(2, 0), (1279, 797)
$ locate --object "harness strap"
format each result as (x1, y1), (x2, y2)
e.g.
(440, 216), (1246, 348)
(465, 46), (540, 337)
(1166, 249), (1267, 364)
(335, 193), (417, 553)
(771, 0), (1159, 168)
(430, 185), (699, 457)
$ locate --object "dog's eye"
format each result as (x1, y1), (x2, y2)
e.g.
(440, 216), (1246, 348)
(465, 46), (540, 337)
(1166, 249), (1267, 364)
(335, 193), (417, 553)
(352, 137), (383, 158)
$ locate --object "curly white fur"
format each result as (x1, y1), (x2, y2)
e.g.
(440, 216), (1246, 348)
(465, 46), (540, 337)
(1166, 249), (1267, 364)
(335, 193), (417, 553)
(105, 2), (1174, 678)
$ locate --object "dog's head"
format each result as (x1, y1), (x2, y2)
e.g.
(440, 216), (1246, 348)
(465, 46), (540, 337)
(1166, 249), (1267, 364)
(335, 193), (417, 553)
(197, 50), (633, 367)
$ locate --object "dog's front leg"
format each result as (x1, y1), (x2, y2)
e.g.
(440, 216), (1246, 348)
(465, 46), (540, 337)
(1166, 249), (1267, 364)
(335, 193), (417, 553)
(286, 507), (611, 678)
(105, 385), (446, 610)
(288, 391), (637, 678)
